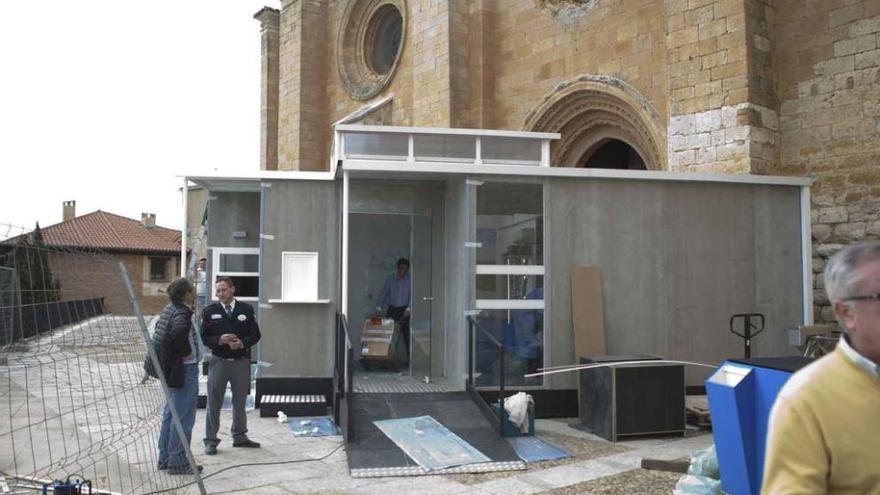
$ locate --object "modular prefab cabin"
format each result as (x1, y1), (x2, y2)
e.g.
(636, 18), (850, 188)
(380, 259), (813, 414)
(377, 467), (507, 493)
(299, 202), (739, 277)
(183, 125), (813, 416)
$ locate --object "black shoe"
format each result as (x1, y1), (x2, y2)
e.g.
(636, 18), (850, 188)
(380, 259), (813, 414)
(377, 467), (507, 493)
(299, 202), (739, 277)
(168, 464), (203, 475)
(158, 461), (168, 471)
(232, 439), (260, 448)
(204, 444), (217, 455)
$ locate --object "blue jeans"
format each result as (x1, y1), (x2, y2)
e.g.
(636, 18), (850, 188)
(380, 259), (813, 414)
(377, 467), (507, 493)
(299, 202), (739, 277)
(158, 363), (198, 468)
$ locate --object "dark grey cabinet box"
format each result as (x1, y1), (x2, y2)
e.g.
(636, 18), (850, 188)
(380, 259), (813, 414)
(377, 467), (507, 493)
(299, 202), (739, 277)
(579, 355), (686, 441)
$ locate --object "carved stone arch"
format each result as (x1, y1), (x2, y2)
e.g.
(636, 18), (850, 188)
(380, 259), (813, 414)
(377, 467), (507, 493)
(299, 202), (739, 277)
(523, 75), (667, 169)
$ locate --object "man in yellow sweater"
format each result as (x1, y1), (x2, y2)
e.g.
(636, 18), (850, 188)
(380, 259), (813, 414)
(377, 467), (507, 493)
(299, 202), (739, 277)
(762, 241), (880, 494)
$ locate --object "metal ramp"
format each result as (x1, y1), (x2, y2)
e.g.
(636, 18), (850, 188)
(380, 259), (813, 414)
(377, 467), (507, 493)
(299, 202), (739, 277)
(346, 392), (524, 478)
(333, 313), (525, 477)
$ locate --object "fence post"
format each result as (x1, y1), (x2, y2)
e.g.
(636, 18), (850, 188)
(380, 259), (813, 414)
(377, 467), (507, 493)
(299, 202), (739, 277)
(118, 262), (207, 495)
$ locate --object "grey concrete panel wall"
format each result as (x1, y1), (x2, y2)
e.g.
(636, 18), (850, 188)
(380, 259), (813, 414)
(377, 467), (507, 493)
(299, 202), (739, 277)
(548, 179), (803, 387)
(207, 192), (261, 248)
(258, 180), (340, 377)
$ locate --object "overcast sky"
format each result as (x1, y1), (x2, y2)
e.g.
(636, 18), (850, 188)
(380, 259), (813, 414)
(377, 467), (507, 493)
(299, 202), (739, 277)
(0, 1), (280, 236)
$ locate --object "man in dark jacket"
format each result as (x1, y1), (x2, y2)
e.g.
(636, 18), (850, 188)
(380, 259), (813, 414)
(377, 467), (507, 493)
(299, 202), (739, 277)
(200, 276), (261, 455)
(153, 278), (202, 475)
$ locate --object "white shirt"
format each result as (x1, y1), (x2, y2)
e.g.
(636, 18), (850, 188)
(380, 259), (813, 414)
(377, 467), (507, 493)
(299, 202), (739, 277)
(196, 269), (207, 296)
(222, 299), (236, 314)
(839, 333), (880, 379)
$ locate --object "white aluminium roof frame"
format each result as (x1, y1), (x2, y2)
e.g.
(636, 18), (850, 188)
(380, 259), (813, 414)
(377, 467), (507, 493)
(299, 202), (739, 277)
(333, 125), (812, 187)
(334, 124), (559, 170)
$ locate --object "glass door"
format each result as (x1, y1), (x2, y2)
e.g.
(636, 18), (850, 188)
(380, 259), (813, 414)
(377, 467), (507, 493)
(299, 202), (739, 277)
(410, 213), (432, 380)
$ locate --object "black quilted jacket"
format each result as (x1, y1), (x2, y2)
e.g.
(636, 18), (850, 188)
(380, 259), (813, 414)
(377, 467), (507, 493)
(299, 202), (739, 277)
(152, 302), (194, 388)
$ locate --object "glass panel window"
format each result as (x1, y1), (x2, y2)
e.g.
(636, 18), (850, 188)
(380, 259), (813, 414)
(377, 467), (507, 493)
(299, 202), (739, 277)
(481, 136), (542, 164)
(212, 247), (259, 301)
(476, 183), (543, 265)
(344, 132), (408, 159)
(414, 134), (476, 161)
(216, 276), (259, 298)
(219, 253), (259, 273)
(474, 309), (544, 387)
(473, 181), (545, 387)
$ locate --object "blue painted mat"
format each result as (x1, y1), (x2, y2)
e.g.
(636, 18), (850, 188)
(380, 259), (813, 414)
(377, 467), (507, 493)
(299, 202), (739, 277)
(374, 415), (491, 471)
(288, 416), (341, 437)
(507, 436), (570, 463)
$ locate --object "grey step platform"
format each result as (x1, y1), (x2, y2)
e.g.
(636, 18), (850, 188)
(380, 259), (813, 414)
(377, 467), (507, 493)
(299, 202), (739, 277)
(259, 394), (328, 418)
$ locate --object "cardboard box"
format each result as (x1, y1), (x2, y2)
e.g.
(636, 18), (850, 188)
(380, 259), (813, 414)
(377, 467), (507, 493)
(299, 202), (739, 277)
(360, 317), (399, 361)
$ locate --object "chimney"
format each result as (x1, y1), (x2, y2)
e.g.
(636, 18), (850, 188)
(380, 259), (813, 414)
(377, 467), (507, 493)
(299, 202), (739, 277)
(63, 201), (76, 222)
(141, 213), (156, 228)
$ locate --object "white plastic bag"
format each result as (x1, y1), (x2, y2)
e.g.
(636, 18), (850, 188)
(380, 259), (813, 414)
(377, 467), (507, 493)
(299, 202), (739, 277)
(673, 474), (723, 495)
(503, 392), (534, 433)
(688, 445), (719, 479)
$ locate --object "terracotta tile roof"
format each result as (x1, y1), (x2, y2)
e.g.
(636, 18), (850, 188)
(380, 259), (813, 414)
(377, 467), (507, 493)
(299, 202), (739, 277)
(24, 211), (181, 254)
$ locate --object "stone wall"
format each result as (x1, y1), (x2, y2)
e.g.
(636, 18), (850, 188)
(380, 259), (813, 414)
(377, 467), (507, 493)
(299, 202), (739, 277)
(772, 1), (880, 322)
(665, 0), (780, 174)
(488, 0), (667, 131)
(255, 8), (280, 171)
(276, 0), (329, 171)
(322, 0), (457, 128)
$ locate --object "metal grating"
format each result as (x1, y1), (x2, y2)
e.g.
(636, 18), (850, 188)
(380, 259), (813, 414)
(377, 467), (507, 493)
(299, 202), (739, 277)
(350, 460), (526, 478)
(353, 372), (460, 393)
(261, 394), (325, 404)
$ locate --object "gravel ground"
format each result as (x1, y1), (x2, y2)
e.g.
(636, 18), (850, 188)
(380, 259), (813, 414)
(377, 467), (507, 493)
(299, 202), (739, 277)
(536, 468), (682, 495)
(445, 428), (631, 485)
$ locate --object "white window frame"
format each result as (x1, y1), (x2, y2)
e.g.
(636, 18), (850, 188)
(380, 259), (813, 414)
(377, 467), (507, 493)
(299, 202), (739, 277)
(475, 265), (546, 310)
(211, 247), (260, 302)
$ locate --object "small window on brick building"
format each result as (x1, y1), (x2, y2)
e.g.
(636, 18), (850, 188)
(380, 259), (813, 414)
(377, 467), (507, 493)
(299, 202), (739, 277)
(365, 4), (403, 75)
(149, 257), (169, 281)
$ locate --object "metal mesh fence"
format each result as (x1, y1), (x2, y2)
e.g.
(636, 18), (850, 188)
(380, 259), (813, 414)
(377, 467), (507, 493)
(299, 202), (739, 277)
(0, 266), (15, 348)
(0, 223), (203, 494)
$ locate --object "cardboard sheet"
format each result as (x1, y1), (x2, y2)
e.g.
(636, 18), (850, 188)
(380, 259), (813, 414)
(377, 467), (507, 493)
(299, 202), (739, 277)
(570, 265), (606, 358)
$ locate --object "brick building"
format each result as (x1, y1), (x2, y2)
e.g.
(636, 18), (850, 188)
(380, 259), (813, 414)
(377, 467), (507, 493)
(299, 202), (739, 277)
(34, 202), (182, 315)
(252, 0), (880, 322)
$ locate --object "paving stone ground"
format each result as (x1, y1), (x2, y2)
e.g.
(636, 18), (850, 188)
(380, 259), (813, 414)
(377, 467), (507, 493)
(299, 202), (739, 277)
(191, 407), (712, 494)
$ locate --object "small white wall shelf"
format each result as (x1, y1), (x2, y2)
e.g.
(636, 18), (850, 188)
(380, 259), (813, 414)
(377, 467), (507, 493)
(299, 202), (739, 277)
(281, 251), (321, 302)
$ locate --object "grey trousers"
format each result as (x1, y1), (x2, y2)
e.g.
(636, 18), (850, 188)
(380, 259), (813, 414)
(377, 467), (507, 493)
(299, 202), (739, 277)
(204, 355), (251, 446)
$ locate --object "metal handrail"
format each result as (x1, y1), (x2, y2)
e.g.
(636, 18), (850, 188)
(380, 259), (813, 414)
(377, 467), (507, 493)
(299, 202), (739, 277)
(467, 315), (507, 437)
(334, 312), (355, 441)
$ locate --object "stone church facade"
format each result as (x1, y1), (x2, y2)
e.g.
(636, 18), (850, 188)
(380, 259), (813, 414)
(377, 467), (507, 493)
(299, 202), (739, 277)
(252, 0), (880, 322)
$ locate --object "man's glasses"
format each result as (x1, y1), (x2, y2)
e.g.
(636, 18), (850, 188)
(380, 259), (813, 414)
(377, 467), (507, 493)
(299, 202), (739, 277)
(842, 293), (880, 302)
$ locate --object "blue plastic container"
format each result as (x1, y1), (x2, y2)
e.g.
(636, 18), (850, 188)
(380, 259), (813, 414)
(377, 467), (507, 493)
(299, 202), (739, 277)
(705, 357), (812, 495)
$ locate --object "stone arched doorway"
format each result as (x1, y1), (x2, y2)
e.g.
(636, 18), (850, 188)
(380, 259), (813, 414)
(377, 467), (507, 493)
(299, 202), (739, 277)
(580, 139), (646, 169)
(523, 75), (666, 170)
